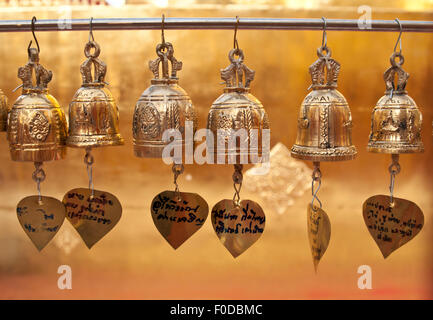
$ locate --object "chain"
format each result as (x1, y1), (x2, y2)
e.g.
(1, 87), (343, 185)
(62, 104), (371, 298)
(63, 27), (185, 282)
(388, 154), (401, 206)
(172, 163), (184, 201)
(32, 161), (45, 203)
(232, 164), (243, 206)
(84, 147), (95, 198)
(311, 162), (322, 210)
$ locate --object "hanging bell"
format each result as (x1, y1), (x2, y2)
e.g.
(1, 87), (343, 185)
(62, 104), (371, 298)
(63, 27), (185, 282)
(133, 41), (197, 158)
(207, 48), (269, 164)
(0, 89), (8, 132)
(291, 46), (357, 161)
(7, 47), (67, 162)
(367, 52), (423, 154)
(67, 40), (123, 148)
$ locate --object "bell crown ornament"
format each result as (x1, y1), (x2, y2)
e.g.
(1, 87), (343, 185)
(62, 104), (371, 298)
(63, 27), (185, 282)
(133, 38), (197, 159)
(67, 38), (124, 148)
(220, 48), (255, 93)
(206, 47), (269, 164)
(291, 45), (357, 162)
(149, 41), (183, 84)
(7, 43), (67, 162)
(367, 51), (423, 154)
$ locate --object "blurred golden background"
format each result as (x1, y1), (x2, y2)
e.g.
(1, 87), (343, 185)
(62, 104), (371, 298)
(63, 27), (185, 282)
(0, 0), (433, 299)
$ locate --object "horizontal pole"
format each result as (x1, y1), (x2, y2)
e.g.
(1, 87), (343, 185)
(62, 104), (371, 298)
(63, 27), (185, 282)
(0, 17), (433, 33)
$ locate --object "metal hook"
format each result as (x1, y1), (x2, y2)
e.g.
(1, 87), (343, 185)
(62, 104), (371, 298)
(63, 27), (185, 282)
(394, 18), (403, 53)
(89, 17), (95, 42)
(321, 17), (327, 49)
(27, 16), (40, 56)
(311, 162), (322, 209)
(233, 16), (240, 51)
(161, 14), (166, 45)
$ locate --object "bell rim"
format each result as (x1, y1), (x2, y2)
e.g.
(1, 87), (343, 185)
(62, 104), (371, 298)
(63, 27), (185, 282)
(66, 134), (124, 148)
(290, 145), (357, 162)
(367, 143), (424, 154)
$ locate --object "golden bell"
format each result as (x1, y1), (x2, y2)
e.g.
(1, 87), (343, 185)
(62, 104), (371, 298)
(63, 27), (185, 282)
(0, 89), (8, 132)
(7, 48), (67, 162)
(67, 41), (123, 148)
(367, 52), (423, 154)
(291, 47), (357, 162)
(133, 41), (197, 158)
(207, 48), (270, 164)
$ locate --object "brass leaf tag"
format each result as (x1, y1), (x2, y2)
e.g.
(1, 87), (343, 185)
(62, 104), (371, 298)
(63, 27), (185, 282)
(63, 188), (122, 249)
(211, 199), (266, 258)
(363, 195), (424, 258)
(17, 196), (66, 251)
(307, 203), (331, 271)
(151, 191), (209, 249)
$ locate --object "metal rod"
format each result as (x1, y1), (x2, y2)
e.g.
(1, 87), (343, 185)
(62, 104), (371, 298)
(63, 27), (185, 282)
(1, 17), (433, 33)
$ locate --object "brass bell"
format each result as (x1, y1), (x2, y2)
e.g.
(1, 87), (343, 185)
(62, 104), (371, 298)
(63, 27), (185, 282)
(367, 52), (423, 154)
(7, 47), (67, 162)
(0, 89), (8, 132)
(67, 40), (123, 148)
(291, 46), (357, 161)
(133, 41), (197, 158)
(207, 48), (270, 164)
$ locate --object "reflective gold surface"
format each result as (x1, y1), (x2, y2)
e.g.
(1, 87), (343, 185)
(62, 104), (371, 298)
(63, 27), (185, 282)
(363, 194), (424, 259)
(367, 53), (423, 154)
(67, 39), (124, 148)
(63, 188), (122, 249)
(291, 46), (356, 161)
(133, 41), (197, 158)
(151, 190), (209, 249)
(16, 195), (66, 251)
(207, 48), (269, 163)
(0, 3), (433, 300)
(307, 203), (331, 272)
(7, 48), (67, 162)
(211, 199), (265, 258)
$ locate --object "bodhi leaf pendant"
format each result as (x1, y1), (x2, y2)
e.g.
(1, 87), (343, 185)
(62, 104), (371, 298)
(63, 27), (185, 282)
(151, 190), (208, 249)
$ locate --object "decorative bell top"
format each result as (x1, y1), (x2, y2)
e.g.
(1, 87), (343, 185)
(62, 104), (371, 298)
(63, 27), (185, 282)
(149, 42), (182, 84)
(384, 52), (408, 95)
(18, 48), (52, 93)
(308, 47), (340, 90)
(220, 48), (255, 93)
(80, 41), (107, 86)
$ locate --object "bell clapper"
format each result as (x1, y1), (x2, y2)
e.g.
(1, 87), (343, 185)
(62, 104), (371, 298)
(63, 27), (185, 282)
(84, 147), (95, 199)
(388, 154), (401, 208)
(32, 161), (46, 205)
(172, 163), (184, 202)
(232, 164), (243, 207)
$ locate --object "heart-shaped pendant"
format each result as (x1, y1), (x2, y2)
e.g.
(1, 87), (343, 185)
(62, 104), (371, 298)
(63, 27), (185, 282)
(17, 196), (66, 251)
(151, 191), (209, 249)
(307, 203), (331, 271)
(211, 199), (266, 258)
(63, 188), (122, 249)
(363, 195), (424, 258)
